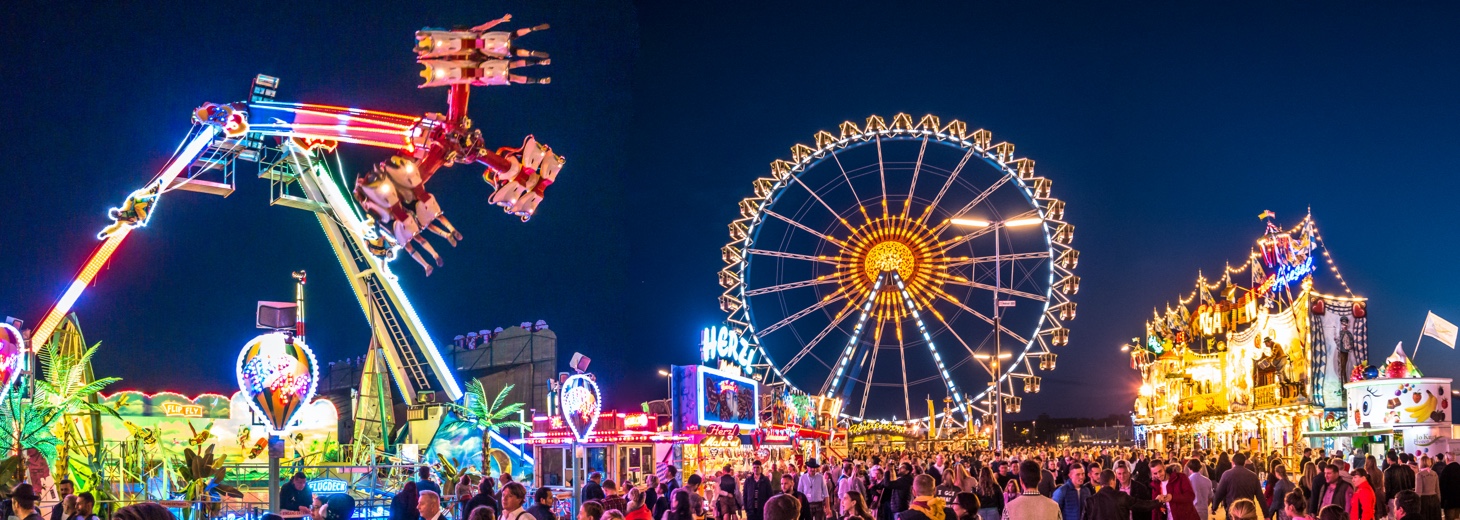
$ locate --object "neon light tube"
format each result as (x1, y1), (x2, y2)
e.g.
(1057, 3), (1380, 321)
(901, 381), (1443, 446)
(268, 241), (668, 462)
(30, 126), (218, 350)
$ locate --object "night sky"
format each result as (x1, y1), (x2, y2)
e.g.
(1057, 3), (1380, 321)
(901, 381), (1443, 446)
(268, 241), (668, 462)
(4, 1), (1459, 421)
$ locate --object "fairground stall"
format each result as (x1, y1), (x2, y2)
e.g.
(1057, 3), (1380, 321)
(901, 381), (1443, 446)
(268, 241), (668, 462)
(527, 371), (683, 518)
(1130, 213), (1369, 461)
(1315, 348), (1454, 458)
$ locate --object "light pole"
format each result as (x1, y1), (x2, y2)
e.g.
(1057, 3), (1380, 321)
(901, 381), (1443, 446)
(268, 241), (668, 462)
(658, 369), (672, 399)
(952, 216), (1042, 452)
(974, 352), (1012, 450)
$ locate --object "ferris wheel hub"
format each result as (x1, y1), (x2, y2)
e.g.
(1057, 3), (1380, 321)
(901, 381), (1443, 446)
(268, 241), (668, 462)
(840, 214), (945, 320)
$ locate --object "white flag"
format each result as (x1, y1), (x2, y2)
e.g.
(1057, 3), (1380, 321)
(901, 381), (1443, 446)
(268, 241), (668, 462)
(1422, 312), (1458, 349)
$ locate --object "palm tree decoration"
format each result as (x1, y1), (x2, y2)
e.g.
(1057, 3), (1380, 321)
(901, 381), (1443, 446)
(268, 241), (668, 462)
(448, 380), (529, 473)
(174, 444), (243, 520)
(0, 341), (120, 472)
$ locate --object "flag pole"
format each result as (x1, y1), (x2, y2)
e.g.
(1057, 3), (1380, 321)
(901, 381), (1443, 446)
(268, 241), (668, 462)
(1413, 312), (1429, 362)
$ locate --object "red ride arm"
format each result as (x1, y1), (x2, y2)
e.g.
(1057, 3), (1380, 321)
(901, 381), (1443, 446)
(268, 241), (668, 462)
(447, 85), (470, 125)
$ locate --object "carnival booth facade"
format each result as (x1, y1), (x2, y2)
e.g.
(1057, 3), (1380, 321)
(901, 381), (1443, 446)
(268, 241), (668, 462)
(1131, 214), (1370, 461)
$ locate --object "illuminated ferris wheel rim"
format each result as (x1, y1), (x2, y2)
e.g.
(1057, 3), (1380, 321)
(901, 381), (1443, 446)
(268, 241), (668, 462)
(719, 113), (1078, 425)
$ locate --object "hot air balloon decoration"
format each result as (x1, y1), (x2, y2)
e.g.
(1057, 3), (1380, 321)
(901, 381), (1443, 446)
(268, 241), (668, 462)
(559, 373), (601, 443)
(235, 332), (318, 432)
(0, 324), (25, 402)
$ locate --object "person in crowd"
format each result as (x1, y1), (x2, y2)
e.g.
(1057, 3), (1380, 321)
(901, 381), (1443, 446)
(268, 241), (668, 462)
(1418, 456), (1443, 520)
(602, 512), (625, 520)
(465, 478), (501, 519)
(1396, 489), (1422, 520)
(1214, 453), (1263, 517)
(1300, 462), (1320, 501)
(528, 486), (556, 520)
(1317, 505), (1347, 520)
(1359, 456), (1384, 519)
(623, 488), (653, 520)
(972, 467), (1002, 520)
(949, 493), (977, 520)
(494, 482), (528, 520)
(578, 501), (604, 520)
(686, 474), (706, 517)
(1439, 461), (1460, 520)
(1161, 463), (1199, 520)
(456, 475), (475, 519)
(1186, 459), (1214, 520)
(1267, 464), (1296, 519)
(1002, 460), (1060, 519)
(1051, 463), (1090, 520)
(584, 473), (607, 503)
(779, 474), (812, 520)
(1308, 463), (1353, 517)
(653, 482), (673, 520)
(1387, 453), (1418, 511)
(1349, 468), (1376, 520)
(281, 472), (314, 515)
(1213, 453), (1232, 485)
(49, 479), (74, 520)
(1035, 457), (1057, 498)
(895, 475), (953, 520)
(714, 469), (741, 520)
(111, 503), (176, 520)
(1130, 461), (1159, 520)
(746, 461), (775, 520)
(419, 491), (449, 520)
(871, 464), (912, 520)
(840, 491), (876, 520)
(1285, 490), (1310, 520)
(469, 507), (497, 520)
(1228, 498), (1260, 520)
(71, 492), (99, 520)
(766, 494), (803, 520)
(800, 460), (829, 520)
(1084, 470), (1166, 520)
(390, 481), (419, 520)
(933, 472), (961, 506)
(417, 467), (443, 496)
(602, 481), (630, 514)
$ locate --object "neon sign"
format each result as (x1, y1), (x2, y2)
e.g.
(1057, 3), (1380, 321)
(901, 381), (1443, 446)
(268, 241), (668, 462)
(623, 413), (650, 429)
(700, 326), (757, 375)
(235, 332), (318, 433)
(702, 424), (742, 437)
(1269, 254), (1314, 293)
(0, 325), (22, 404)
(160, 403), (204, 417)
(559, 374), (600, 443)
(312, 478), (348, 493)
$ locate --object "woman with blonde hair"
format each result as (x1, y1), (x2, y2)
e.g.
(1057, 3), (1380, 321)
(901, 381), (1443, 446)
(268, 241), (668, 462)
(1298, 462), (1318, 499)
(1228, 498), (1263, 520)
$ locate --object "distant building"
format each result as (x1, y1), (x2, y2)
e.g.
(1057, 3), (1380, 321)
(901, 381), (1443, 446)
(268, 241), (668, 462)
(1008, 413), (1134, 446)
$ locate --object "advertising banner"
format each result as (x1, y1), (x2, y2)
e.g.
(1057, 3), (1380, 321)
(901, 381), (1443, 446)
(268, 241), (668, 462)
(1310, 297), (1368, 408)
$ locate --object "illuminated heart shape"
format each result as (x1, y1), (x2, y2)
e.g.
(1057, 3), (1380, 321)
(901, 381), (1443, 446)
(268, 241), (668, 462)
(0, 325), (23, 402)
(559, 374), (600, 443)
(236, 332), (318, 432)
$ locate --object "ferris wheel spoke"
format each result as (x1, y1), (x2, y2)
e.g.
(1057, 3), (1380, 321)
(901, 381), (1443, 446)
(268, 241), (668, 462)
(779, 298), (860, 374)
(876, 135), (888, 218)
(747, 248), (839, 266)
(830, 151), (864, 221)
(905, 136), (928, 219)
(921, 148), (976, 224)
(897, 319), (912, 420)
(935, 209), (1041, 249)
(945, 251), (1051, 268)
(945, 279), (1048, 302)
(755, 292), (848, 339)
(790, 175), (858, 233)
(858, 317), (885, 418)
(762, 208), (841, 245)
(745, 277), (841, 297)
(943, 173), (1014, 225)
(937, 292), (1031, 345)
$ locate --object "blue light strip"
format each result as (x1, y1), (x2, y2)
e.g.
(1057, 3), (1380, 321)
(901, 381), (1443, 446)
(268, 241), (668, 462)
(891, 272), (963, 405)
(824, 273), (886, 399)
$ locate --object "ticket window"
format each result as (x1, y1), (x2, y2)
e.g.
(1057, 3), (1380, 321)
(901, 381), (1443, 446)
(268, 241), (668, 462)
(539, 447), (568, 487)
(617, 446), (650, 487)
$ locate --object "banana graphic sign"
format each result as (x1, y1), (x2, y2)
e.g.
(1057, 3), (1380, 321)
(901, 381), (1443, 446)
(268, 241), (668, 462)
(1345, 377), (1451, 429)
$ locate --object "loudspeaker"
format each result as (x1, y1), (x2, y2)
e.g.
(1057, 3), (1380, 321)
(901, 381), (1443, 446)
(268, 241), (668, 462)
(256, 301), (298, 329)
(569, 352), (591, 373)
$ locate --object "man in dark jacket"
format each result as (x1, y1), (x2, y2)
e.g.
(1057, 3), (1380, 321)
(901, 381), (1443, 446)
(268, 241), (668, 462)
(1085, 470), (1165, 520)
(1439, 462), (1460, 518)
(780, 474), (812, 520)
(582, 472), (606, 503)
(745, 461), (775, 520)
(1386, 452), (1418, 504)
(1307, 463), (1354, 516)
(1213, 453), (1262, 515)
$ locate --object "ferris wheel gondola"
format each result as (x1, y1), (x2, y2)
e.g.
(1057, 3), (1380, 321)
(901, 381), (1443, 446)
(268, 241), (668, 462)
(720, 114), (1078, 426)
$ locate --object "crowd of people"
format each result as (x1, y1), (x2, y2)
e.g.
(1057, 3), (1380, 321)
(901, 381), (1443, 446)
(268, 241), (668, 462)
(556, 445), (1460, 520)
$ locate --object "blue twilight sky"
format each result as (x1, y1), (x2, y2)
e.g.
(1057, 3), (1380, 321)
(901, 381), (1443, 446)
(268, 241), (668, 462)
(2, 1), (1458, 420)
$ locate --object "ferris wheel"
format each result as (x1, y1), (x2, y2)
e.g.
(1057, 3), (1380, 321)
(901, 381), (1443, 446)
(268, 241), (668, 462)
(720, 114), (1078, 425)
